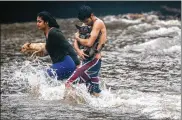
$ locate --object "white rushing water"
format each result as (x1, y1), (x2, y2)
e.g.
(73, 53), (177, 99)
(1, 12), (181, 119)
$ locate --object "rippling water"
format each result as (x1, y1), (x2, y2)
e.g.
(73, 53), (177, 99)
(1, 12), (181, 119)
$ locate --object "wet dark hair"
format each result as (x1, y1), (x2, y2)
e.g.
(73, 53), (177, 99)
(77, 5), (93, 21)
(37, 11), (59, 28)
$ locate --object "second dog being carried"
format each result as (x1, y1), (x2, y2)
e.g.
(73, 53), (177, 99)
(75, 24), (104, 60)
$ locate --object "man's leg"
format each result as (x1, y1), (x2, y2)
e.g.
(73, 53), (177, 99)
(67, 58), (99, 84)
(86, 59), (102, 96)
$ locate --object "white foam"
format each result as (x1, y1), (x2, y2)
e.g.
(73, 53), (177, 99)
(163, 45), (181, 53)
(143, 27), (180, 37)
(102, 15), (119, 23)
(156, 20), (181, 27)
(103, 15), (142, 25)
(39, 85), (65, 100)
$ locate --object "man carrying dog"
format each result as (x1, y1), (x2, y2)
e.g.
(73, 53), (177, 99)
(65, 5), (107, 97)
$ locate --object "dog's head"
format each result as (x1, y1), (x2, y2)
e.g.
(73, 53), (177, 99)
(75, 25), (92, 39)
(20, 42), (32, 53)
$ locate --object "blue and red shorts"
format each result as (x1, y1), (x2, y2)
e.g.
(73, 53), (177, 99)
(67, 58), (102, 94)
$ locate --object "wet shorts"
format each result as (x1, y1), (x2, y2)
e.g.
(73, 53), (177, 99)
(47, 55), (76, 80)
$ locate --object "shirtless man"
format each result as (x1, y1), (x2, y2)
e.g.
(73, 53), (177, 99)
(65, 5), (107, 97)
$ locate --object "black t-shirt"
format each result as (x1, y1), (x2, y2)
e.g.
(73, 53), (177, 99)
(45, 27), (80, 65)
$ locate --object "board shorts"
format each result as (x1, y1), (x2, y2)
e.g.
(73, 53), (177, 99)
(67, 58), (102, 94)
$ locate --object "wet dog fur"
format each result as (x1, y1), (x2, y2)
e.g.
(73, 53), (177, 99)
(20, 42), (46, 58)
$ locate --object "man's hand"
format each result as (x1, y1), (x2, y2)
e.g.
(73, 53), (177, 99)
(77, 49), (89, 60)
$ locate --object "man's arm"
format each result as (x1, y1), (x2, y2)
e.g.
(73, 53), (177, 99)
(97, 22), (107, 51)
(76, 21), (101, 47)
(73, 32), (81, 53)
(73, 36), (89, 60)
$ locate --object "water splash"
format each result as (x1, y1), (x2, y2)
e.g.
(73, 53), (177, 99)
(11, 59), (124, 108)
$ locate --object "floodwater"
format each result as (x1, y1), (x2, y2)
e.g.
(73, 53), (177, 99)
(1, 12), (181, 119)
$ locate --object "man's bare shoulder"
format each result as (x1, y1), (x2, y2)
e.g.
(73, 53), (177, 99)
(96, 18), (105, 24)
(94, 18), (105, 28)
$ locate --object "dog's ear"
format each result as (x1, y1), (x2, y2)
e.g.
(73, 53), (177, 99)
(75, 24), (81, 30)
(27, 43), (31, 47)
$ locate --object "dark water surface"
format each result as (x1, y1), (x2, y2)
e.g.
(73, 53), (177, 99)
(1, 1), (181, 23)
